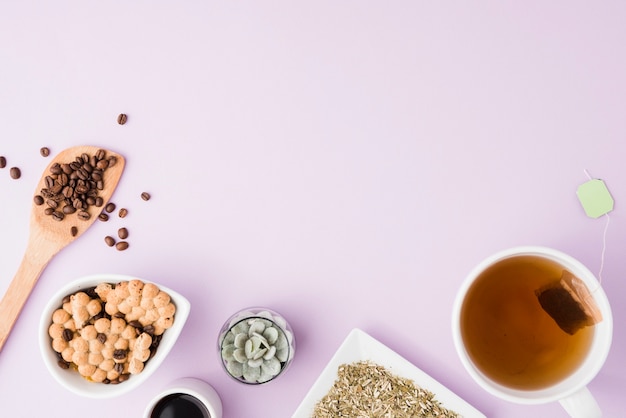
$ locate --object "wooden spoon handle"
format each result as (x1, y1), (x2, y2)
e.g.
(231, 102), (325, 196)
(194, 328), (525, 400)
(0, 240), (56, 353)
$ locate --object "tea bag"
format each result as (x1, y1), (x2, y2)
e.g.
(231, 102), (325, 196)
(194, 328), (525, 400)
(536, 270), (603, 335)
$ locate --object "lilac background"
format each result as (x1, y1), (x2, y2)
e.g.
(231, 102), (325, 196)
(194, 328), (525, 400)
(1, 1), (626, 417)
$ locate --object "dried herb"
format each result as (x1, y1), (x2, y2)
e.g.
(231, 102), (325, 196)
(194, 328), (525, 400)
(312, 361), (460, 418)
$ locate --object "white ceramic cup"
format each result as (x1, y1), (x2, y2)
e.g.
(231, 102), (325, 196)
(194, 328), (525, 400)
(452, 246), (613, 418)
(143, 377), (223, 418)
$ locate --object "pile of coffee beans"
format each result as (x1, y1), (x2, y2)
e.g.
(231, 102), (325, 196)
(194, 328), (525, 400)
(33, 149), (118, 223)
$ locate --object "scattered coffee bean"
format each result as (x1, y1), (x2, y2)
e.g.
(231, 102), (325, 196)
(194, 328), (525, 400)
(118, 227), (128, 239)
(98, 212), (109, 222)
(40, 147), (50, 157)
(117, 113), (128, 125)
(115, 241), (129, 251)
(105, 202), (116, 213)
(44, 207), (54, 215)
(62, 328), (74, 342)
(70, 226), (78, 237)
(118, 208), (128, 218)
(104, 236), (116, 247)
(97, 333), (107, 344)
(33, 195), (44, 205)
(117, 373), (130, 383)
(63, 205), (77, 214)
(57, 359), (70, 370)
(52, 211), (65, 221)
(9, 167), (21, 179)
(0, 156), (6, 168)
(77, 210), (91, 220)
(113, 349), (127, 360)
(140, 192), (151, 201)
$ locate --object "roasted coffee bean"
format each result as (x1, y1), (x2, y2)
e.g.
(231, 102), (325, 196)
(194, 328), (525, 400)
(117, 113), (128, 125)
(118, 374), (130, 383)
(70, 226), (78, 237)
(45, 175), (55, 188)
(84, 286), (98, 298)
(113, 349), (127, 360)
(118, 227), (128, 239)
(76, 168), (88, 180)
(141, 192), (151, 201)
(62, 186), (73, 198)
(44, 207), (54, 215)
(104, 236), (116, 247)
(33, 195), (44, 205)
(40, 147), (50, 157)
(143, 324), (155, 335)
(97, 333), (107, 344)
(75, 183), (89, 194)
(86, 196), (96, 206)
(115, 241), (129, 251)
(118, 208), (128, 218)
(9, 167), (21, 179)
(105, 202), (116, 213)
(50, 163), (62, 175)
(82, 162), (93, 173)
(91, 170), (102, 181)
(63, 205), (77, 214)
(77, 210), (90, 220)
(108, 156), (118, 167)
(52, 211), (65, 221)
(0, 156), (6, 168)
(61, 163), (72, 174)
(57, 359), (70, 370)
(95, 196), (104, 207)
(98, 212), (109, 222)
(58, 173), (68, 186)
(62, 328), (74, 342)
(96, 149), (106, 161)
(96, 159), (109, 170)
(50, 183), (62, 194)
(128, 320), (142, 329)
(46, 199), (58, 209)
(113, 312), (125, 319)
(96, 180), (104, 190)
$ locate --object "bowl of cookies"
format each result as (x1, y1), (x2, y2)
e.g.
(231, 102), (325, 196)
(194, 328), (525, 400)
(39, 273), (190, 398)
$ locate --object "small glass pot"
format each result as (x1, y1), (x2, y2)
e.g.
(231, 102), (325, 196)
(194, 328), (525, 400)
(218, 307), (295, 384)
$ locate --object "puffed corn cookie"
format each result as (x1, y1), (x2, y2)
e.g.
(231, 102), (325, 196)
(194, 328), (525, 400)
(49, 280), (175, 384)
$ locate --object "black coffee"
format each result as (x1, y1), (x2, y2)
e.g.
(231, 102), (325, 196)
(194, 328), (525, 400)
(151, 393), (210, 418)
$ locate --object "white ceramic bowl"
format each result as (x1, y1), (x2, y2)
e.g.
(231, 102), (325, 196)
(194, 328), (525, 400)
(143, 377), (223, 418)
(39, 273), (191, 398)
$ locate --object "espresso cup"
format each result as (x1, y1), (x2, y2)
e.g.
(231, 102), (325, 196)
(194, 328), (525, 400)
(452, 246), (612, 417)
(144, 377), (222, 418)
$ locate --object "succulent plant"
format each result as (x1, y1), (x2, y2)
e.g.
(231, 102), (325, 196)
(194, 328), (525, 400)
(220, 311), (293, 383)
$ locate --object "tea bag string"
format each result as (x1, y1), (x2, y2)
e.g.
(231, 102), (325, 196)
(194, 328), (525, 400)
(583, 169), (610, 286)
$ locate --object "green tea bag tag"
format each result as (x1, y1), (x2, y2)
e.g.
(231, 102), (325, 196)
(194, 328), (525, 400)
(576, 179), (614, 218)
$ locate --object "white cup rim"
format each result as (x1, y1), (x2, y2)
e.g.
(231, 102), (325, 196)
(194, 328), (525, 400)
(452, 246), (613, 404)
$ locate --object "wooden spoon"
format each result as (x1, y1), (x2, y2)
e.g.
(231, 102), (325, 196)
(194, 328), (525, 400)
(0, 145), (125, 352)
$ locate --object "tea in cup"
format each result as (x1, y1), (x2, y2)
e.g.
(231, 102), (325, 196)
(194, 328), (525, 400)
(452, 247), (612, 417)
